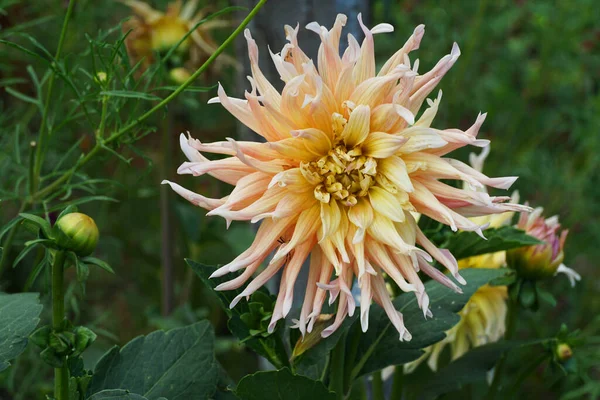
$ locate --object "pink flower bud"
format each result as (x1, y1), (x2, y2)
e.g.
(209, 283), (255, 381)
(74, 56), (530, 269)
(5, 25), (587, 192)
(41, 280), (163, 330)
(507, 208), (568, 280)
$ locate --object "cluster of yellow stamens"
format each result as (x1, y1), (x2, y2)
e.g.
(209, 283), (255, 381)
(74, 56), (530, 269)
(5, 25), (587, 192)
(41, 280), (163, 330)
(300, 113), (379, 207)
(306, 145), (377, 207)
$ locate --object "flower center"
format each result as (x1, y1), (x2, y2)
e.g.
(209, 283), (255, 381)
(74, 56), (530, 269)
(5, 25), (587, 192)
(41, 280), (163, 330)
(302, 144), (377, 207)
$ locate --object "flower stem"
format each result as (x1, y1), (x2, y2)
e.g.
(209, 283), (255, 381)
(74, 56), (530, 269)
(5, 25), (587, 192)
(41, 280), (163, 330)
(160, 112), (174, 316)
(31, 0), (76, 193)
(329, 333), (346, 399)
(487, 296), (518, 399)
(29, 0), (269, 203)
(342, 325), (362, 393)
(0, 202), (27, 277)
(371, 371), (385, 400)
(390, 366), (404, 400)
(52, 250), (68, 400)
(507, 353), (547, 397)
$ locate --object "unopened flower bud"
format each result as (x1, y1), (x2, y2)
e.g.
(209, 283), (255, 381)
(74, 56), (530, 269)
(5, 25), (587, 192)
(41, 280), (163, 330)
(55, 213), (99, 256)
(169, 67), (191, 84)
(507, 207), (568, 280)
(95, 71), (107, 84)
(555, 343), (573, 362)
(291, 314), (333, 360)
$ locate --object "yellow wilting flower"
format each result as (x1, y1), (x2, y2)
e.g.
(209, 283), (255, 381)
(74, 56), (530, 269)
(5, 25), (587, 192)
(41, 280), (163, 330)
(405, 147), (514, 371)
(121, 0), (236, 74)
(164, 14), (529, 340)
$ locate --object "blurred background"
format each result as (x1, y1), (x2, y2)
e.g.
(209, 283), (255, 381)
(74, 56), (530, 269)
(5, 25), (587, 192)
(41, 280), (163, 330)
(0, 0), (598, 398)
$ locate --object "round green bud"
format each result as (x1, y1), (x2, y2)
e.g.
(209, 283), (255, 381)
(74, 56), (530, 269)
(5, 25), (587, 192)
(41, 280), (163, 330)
(55, 213), (99, 256)
(95, 71), (107, 84)
(555, 343), (573, 362)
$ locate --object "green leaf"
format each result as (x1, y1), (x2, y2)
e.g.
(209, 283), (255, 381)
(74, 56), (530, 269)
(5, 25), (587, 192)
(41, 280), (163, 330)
(48, 196), (118, 213)
(81, 256), (115, 274)
(18, 213), (53, 239)
(73, 326), (97, 356)
(11, 241), (39, 269)
(351, 268), (507, 378)
(151, 85), (217, 93)
(88, 321), (218, 400)
(0, 217), (21, 242)
(30, 325), (51, 348)
(445, 226), (542, 260)
(419, 340), (516, 397)
(536, 285), (557, 307)
(0, 39), (52, 65)
(0, 292), (43, 372)
(40, 346), (65, 368)
(23, 249), (50, 291)
(235, 368), (336, 400)
(87, 389), (152, 400)
(99, 90), (162, 101)
(57, 205), (79, 221)
(420, 338), (547, 397)
(187, 260), (289, 369)
(4, 86), (41, 105)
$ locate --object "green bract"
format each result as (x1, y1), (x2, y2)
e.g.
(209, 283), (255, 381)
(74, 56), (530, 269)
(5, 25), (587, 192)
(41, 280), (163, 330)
(507, 244), (564, 280)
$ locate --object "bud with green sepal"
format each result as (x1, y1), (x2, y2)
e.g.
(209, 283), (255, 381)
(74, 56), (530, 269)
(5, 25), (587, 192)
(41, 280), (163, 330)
(53, 212), (99, 257)
(507, 207), (571, 281)
(555, 343), (573, 362)
(506, 207), (580, 310)
(545, 324), (583, 374)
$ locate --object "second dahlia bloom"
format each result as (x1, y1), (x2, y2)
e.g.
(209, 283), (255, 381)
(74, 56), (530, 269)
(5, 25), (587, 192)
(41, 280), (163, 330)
(165, 15), (526, 339)
(122, 0), (236, 75)
(508, 208), (580, 285)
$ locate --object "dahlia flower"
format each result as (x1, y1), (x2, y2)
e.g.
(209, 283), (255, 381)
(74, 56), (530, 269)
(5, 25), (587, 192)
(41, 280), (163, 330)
(121, 0), (236, 75)
(164, 14), (527, 340)
(508, 208), (580, 286)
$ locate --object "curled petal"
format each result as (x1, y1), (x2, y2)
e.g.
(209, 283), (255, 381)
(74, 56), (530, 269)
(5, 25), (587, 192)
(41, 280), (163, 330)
(555, 264), (581, 287)
(162, 180), (226, 210)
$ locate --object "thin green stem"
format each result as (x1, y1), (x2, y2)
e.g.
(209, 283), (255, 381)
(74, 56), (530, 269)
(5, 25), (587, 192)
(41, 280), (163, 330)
(96, 94), (109, 140)
(371, 371), (385, 400)
(350, 377), (368, 400)
(390, 366), (404, 400)
(32, 0), (76, 192)
(29, 0), (268, 202)
(329, 334), (346, 399)
(28, 141), (37, 195)
(52, 250), (68, 400)
(487, 296), (518, 399)
(507, 353), (547, 397)
(343, 326), (362, 393)
(0, 202), (27, 277)
(160, 112), (174, 316)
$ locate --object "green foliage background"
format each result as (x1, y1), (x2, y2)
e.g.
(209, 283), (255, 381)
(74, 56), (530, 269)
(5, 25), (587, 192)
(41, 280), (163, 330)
(0, 0), (598, 398)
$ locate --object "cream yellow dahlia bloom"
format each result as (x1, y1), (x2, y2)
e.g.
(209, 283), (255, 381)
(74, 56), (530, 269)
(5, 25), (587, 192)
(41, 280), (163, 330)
(122, 0), (236, 74)
(164, 14), (527, 340)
